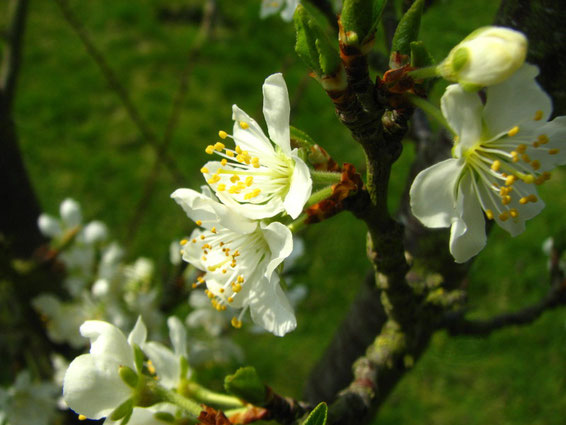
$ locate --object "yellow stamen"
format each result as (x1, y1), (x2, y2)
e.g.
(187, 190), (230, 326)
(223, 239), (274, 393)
(200, 235), (205, 240)
(522, 174), (535, 184)
(510, 208), (519, 218)
(217, 183), (226, 191)
(239, 121), (249, 129)
(235, 145), (243, 154)
(521, 154), (531, 163)
(197, 276), (205, 283)
(200, 167), (209, 173)
(531, 160), (541, 170)
(218, 130), (228, 139)
(519, 197), (529, 205)
(232, 283), (242, 293)
(499, 211), (509, 221)
(533, 141), (540, 148)
(548, 148), (560, 155)
(543, 171), (551, 180)
(180, 239), (188, 246)
(485, 209), (494, 220)
(221, 158), (228, 166)
(245, 176), (254, 186)
(78, 415), (87, 421)
(211, 226), (217, 234)
(237, 275), (245, 283)
(528, 194), (538, 203)
(228, 296), (234, 303)
(505, 175), (516, 186)
(231, 317), (242, 328)
(226, 150), (235, 157)
(219, 288), (224, 293)
(507, 126), (519, 137)
(205, 145), (215, 154)
(534, 110), (543, 121)
(538, 134), (549, 144)
(208, 174), (221, 184)
(214, 142), (225, 151)
(192, 238), (197, 243)
(147, 360), (156, 375)
(502, 195), (511, 205)
(516, 144), (527, 154)
(491, 160), (501, 171)
(196, 220), (202, 226)
(201, 256), (207, 261)
(230, 175), (240, 183)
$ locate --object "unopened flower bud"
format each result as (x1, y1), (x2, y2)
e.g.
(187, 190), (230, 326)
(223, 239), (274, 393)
(438, 26), (527, 89)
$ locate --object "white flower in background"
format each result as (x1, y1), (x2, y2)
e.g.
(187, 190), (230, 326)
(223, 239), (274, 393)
(38, 198), (108, 296)
(260, 0), (299, 22)
(200, 73), (312, 220)
(63, 318), (146, 420)
(410, 64), (566, 263)
(187, 290), (230, 337)
(0, 371), (58, 425)
(438, 26), (527, 89)
(171, 187), (297, 336)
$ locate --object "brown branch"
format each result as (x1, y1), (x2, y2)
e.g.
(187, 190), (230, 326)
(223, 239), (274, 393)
(52, 0), (185, 184)
(1, 0), (28, 109)
(125, 0), (216, 241)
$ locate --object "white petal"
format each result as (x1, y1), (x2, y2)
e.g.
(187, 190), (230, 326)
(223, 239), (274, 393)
(232, 105), (274, 154)
(37, 214), (61, 238)
(537, 116), (566, 166)
(263, 73), (291, 154)
(80, 321), (135, 370)
(167, 316), (187, 358)
(410, 158), (463, 228)
(449, 172), (487, 263)
(249, 275), (296, 337)
(60, 198), (82, 227)
(284, 154), (312, 219)
(280, 0), (299, 21)
(441, 84), (483, 150)
(127, 316), (147, 348)
(260, 0), (281, 18)
(142, 342), (179, 389)
(261, 221), (293, 279)
(215, 190), (285, 220)
(483, 64), (552, 137)
(63, 354), (132, 420)
(83, 221), (108, 244)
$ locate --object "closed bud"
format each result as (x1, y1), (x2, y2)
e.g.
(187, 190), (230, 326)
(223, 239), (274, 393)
(437, 26), (527, 89)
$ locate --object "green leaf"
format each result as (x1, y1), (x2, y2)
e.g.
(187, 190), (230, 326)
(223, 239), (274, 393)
(302, 402), (328, 425)
(110, 399), (133, 422)
(391, 0), (424, 55)
(294, 4), (340, 77)
(341, 0), (387, 45)
(410, 41), (434, 68)
(224, 367), (266, 405)
(119, 365), (139, 389)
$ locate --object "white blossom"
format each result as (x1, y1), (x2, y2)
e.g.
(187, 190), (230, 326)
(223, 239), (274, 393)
(410, 64), (566, 263)
(171, 187), (296, 336)
(260, 0), (299, 22)
(200, 73), (312, 220)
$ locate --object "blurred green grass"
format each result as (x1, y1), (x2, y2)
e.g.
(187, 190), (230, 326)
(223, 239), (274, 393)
(5, 0), (566, 423)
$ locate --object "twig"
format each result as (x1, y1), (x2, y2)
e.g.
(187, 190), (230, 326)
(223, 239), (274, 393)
(52, 0), (185, 184)
(125, 0), (216, 241)
(1, 0), (29, 109)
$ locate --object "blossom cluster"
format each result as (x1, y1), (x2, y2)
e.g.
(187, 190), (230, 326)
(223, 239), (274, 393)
(172, 73), (312, 336)
(410, 27), (566, 263)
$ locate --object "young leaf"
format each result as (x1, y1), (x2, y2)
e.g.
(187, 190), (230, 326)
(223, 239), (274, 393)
(410, 40), (434, 68)
(340, 0), (387, 46)
(391, 0), (424, 55)
(302, 402), (328, 425)
(224, 367), (266, 405)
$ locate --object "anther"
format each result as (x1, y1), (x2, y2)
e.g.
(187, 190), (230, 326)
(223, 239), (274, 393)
(239, 121), (249, 129)
(499, 211), (509, 221)
(510, 208), (519, 218)
(534, 110), (543, 121)
(211, 227), (217, 234)
(221, 159), (228, 166)
(217, 183), (226, 191)
(491, 160), (501, 171)
(230, 175), (240, 183)
(231, 317), (242, 328)
(548, 148), (560, 155)
(531, 160), (541, 170)
(507, 126), (519, 137)
(196, 220), (202, 226)
(180, 239), (188, 246)
(228, 296), (234, 303)
(78, 415), (87, 421)
(485, 209), (494, 220)
(237, 275), (245, 283)
(528, 194), (538, 203)
(219, 288), (224, 293)
(517, 144), (527, 154)
(538, 134), (549, 144)
(192, 238), (197, 243)
(200, 167), (209, 173)
(519, 197), (529, 205)
(218, 130), (228, 139)
(205, 145), (215, 154)
(200, 235), (205, 240)
(505, 175), (516, 186)
(521, 154), (531, 163)
(208, 174), (221, 184)
(245, 176), (254, 186)
(235, 146), (243, 154)
(226, 150), (235, 158)
(502, 195), (511, 205)
(214, 142), (225, 151)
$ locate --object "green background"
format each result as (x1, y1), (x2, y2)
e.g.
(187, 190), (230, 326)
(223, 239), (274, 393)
(3, 0), (566, 423)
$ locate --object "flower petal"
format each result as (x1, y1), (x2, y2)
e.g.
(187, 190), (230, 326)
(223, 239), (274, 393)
(280, 0), (299, 22)
(441, 84), (483, 150)
(232, 105), (273, 154)
(167, 316), (187, 358)
(249, 275), (296, 337)
(284, 154), (312, 219)
(80, 321), (135, 370)
(260, 0), (281, 18)
(63, 354), (132, 420)
(410, 158), (463, 228)
(261, 221), (293, 279)
(263, 73), (291, 154)
(142, 342), (179, 389)
(483, 64), (552, 137)
(127, 316), (147, 348)
(449, 172), (487, 263)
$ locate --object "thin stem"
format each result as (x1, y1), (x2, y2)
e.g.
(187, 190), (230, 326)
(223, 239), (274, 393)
(153, 384), (202, 418)
(407, 94), (456, 137)
(288, 214), (308, 233)
(310, 170), (342, 185)
(408, 65), (440, 80)
(183, 382), (243, 409)
(306, 186), (333, 207)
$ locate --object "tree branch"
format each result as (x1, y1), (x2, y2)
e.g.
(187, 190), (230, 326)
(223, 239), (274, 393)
(1, 0), (28, 109)
(52, 0), (186, 184)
